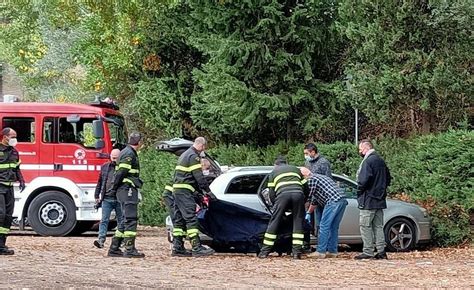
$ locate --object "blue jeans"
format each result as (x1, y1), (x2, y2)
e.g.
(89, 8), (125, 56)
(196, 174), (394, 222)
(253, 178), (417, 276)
(317, 198), (348, 254)
(98, 197), (124, 240)
(315, 206), (323, 226)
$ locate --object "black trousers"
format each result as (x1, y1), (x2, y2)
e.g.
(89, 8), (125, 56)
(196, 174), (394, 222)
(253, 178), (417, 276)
(173, 191), (199, 236)
(163, 194), (186, 236)
(116, 185), (138, 236)
(263, 190), (305, 250)
(0, 184), (14, 234)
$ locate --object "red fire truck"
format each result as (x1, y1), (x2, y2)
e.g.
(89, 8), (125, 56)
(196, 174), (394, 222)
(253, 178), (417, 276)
(0, 99), (127, 236)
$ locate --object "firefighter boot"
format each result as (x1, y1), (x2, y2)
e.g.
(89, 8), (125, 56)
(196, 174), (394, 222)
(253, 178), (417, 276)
(191, 236), (215, 257)
(107, 236), (124, 257)
(292, 247), (303, 260)
(258, 245), (272, 259)
(171, 236), (192, 257)
(0, 235), (14, 255)
(123, 237), (145, 258)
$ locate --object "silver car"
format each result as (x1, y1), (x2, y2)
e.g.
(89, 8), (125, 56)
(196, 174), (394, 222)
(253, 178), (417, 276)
(159, 139), (431, 252)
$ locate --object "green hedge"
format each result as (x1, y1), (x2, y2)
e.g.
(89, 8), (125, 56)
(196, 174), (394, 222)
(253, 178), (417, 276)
(139, 130), (473, 246)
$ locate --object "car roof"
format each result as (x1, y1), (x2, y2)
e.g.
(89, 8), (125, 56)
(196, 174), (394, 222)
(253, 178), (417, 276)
(210, 166), (357, 193)
(226, 166), (355, 183)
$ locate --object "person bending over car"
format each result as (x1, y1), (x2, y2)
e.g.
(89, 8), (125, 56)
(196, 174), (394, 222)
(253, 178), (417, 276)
(172, 137), (215, 257)
(259, 156), (307, 260)
(301, 167), (348, 259)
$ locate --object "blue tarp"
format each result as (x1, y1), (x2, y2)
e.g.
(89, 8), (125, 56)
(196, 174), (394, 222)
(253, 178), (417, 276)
(197, 199), (310, 253)
(197, 199), (271, 253)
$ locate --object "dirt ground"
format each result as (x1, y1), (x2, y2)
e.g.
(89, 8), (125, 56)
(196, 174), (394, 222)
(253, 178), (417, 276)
(2, 228), (473, 288)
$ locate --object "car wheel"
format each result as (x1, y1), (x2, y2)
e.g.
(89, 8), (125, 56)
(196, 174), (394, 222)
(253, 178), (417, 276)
(384, 217), (416, 252)
(27, 191), (77, 236)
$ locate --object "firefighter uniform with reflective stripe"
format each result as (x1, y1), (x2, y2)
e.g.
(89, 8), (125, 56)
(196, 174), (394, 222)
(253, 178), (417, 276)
(163, 183), (187, 239)
(173, 147), (209, 234)
(108, 144), (144, 257)
(260, 164), (307, 258)
(0, 144), (24, 254)
(172, 146), (214, 256)
(163, 183), (191, 256)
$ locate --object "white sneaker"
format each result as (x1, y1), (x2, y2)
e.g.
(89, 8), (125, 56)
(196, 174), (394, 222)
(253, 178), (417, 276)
(326, 252), (338, 258)
(308, 252), (326, 259)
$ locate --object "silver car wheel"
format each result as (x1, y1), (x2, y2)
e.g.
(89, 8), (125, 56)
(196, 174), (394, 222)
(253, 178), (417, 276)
(388, 220), (414, 251)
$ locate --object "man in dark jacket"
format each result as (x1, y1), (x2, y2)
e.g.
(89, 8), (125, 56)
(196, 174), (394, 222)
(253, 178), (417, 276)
(355, 139), (391, 260)
(0, 128), (25, 255)
(93, 149), (124, 249)
(258, 156), (307, 260)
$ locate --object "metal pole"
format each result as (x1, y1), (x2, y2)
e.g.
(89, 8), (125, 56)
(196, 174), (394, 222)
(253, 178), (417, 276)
(355, 108), (358, 145)
(345, 74), (358, 145)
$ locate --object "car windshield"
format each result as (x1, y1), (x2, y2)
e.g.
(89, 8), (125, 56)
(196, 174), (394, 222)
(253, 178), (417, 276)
(105, 114), (127, 148)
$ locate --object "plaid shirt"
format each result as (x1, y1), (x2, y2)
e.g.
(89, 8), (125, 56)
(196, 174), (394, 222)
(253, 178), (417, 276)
(307, 173), (344, 207)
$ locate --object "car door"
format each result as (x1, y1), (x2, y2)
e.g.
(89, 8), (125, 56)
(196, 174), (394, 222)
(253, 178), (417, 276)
(222, 173), (268, 213)
(333, 175), (361, 242)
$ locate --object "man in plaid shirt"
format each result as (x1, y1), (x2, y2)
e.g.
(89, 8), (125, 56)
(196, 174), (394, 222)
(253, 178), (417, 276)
(301, 167), (348, 258)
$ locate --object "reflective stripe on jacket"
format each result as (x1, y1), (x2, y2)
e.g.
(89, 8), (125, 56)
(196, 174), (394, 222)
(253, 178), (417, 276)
(267, 164), (307, 203)
(0, 144), (22, 184)
(173, 147), (210, 194)
(112, 145), (142, 189)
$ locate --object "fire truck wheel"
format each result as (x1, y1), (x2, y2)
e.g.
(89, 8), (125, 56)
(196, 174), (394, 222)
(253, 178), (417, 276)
(28, 191), (77, 236)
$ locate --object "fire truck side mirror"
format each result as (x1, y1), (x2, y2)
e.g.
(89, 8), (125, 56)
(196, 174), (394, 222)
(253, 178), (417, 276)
(92, 120), (104, 139)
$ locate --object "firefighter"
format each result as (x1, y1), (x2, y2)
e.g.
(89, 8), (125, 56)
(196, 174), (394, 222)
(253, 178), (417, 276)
(172, 137), (215, 257)
(162, 182), (191, 257)
(107, 132), (145, 258)
(0, 128), (25, 255)
(258, 156), (307, 259)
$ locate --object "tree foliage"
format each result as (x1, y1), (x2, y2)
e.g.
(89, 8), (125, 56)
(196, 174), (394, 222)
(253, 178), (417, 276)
(186, 0), (346, 144)
(338, 0), (473, 135)
(1, 0), (472, 143)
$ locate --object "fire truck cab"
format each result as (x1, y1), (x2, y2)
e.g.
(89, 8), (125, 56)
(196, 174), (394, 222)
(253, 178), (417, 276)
(0, 99), (127, 236)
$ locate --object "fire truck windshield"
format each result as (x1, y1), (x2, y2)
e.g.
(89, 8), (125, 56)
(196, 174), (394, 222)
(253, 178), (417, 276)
(105, 114), (127, 148)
